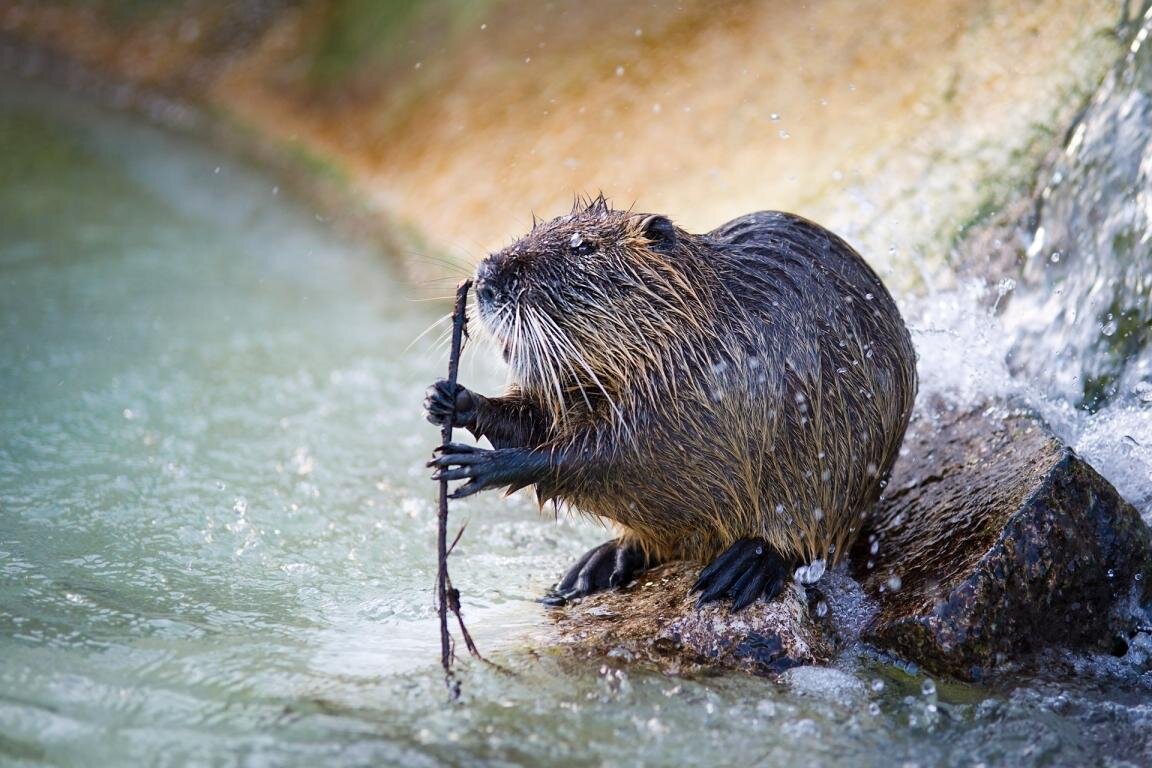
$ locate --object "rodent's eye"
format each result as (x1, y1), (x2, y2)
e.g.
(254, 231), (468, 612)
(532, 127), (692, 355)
(568, 232), (596, 256)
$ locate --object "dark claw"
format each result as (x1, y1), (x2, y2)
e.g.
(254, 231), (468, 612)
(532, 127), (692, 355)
(731, 567), (770, 611)
(427, 442), (480, 467)
(423, 379), (479, 429)
(431, 466), (475, 481)
(692, 537), (791, 611)
(542, 540), (648, 606)
(448, 481), (486, 499)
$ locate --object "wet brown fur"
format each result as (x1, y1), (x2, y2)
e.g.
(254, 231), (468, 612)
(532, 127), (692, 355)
(473, 196), (918, 567)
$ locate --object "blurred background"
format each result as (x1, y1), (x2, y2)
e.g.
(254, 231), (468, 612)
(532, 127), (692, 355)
(0, 0), (1128, 289)
(1, 1), (1151, 766)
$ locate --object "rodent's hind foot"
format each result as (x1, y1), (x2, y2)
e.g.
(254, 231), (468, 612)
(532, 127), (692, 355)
(540, 539), (647, 607)
(692, 537), (791, 611)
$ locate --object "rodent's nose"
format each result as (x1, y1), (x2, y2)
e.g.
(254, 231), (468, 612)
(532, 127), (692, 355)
(475, 280), (496, 306)
(475, 258), (501, 305)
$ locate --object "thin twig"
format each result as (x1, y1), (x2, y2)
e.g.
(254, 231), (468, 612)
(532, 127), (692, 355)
(447, 522), (468, 556)
(447, 582), (483, 659)
(437, 279), (471, 695)
(438, 278), (472, 700)
(434, 279), (511, 696)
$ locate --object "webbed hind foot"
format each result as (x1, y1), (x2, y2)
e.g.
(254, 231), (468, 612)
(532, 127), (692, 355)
(692, 537), (792, 611)
(541, 539), (648, 606)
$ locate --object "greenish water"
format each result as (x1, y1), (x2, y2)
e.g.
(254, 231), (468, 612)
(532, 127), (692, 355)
(2, 79), (1152, 767)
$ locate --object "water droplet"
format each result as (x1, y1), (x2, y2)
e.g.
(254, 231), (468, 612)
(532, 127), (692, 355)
(921, 679), (936, 697)
(816, 600), (828, 617)
(615, 65), (625, 77)
(796, 558), (825, 583)
(569, 232), (584, 248)
(770, 112), (781, 121)
(1050, 251), (1062, 263)
(864, 292), (874, 301)
(778, 129), (790, 140)
(871, 678), (885, 692)
(1102, 317), (1118, 337)
(1107, 568), (1116, 579)
(646, 717), (669, 736)
(886, 574), (902, 591)
(233, 497), (248, 515)
(1026, 226), (1046, 258)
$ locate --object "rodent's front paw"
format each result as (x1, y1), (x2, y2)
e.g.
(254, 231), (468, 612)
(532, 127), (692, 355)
(427, 442), (510, 498)
(422, 379), (478, 428)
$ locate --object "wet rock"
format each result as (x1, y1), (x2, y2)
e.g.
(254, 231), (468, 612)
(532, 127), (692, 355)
(549, 564), (833, 675)
(854, 399), (1152, 680)
(550, 399), (1151, 680)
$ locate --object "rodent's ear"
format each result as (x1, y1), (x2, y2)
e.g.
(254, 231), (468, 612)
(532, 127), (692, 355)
(639, 215), (677, 250)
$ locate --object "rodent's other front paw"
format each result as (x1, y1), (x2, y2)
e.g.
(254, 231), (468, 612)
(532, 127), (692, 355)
(422, 379), (479, 428)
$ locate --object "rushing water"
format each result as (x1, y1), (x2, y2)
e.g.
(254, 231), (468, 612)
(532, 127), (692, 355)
(1, 71), (1152, 767)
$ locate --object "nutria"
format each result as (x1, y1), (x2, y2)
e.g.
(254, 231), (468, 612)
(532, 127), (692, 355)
(425, 196), (917, 610)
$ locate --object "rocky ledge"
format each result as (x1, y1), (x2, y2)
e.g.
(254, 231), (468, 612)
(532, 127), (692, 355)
(550, 399), (1152, 680)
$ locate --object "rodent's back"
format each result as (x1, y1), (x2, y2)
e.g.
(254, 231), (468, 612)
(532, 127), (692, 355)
(712, 211), (917, 563)
(544, 210), (917, 567)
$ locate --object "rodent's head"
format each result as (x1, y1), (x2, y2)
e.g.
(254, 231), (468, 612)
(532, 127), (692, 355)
(473, 196), (714, 416)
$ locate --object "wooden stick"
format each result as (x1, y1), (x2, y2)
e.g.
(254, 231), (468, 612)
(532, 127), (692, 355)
(438, 278), (472, 699)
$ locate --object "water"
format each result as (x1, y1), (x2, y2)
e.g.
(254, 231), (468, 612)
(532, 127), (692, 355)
(2, 76), (1152, 766)
(1003, 5), (1152, 414)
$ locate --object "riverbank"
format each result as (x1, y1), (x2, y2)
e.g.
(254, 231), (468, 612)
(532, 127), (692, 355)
(0, 0), (1133, 291)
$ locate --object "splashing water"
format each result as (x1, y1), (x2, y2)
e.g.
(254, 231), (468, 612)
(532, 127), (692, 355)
(1003, 5), (1152, 415)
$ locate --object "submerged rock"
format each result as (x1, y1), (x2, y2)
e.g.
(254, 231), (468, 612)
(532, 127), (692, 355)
(551, 399), (1152, 680)
(854, 399), (1152, 680)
